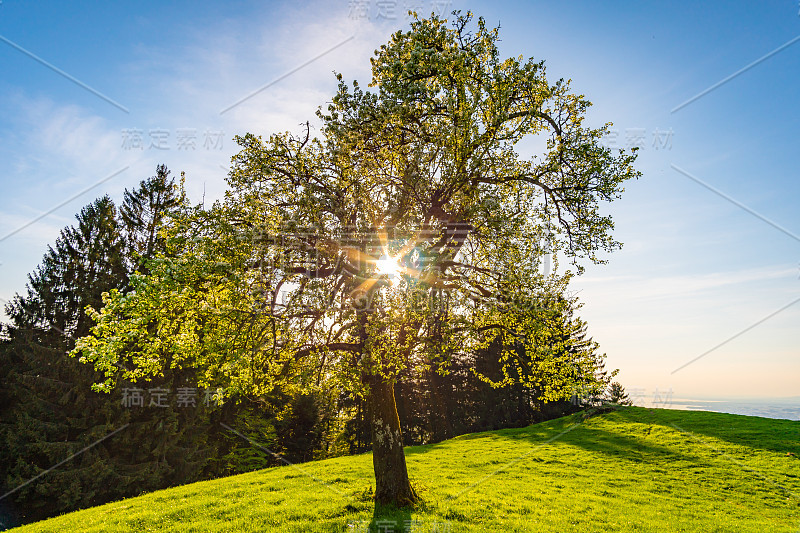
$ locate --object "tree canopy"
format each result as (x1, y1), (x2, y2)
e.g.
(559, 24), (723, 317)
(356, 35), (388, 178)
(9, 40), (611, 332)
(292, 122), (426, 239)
(72, 11), (639, 507)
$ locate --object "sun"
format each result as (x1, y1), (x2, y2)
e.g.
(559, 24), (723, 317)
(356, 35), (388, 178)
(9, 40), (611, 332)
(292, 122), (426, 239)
(375, 255), (400, 278)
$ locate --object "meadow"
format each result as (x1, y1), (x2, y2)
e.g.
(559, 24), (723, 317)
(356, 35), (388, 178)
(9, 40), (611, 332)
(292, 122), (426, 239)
(10, 407), (800, 532)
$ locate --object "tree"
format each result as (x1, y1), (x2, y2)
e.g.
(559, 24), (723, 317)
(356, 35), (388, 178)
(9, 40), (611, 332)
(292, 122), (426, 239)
(120, 164), (183, 271)
(72, 12), (639, 508)
(0, 197), (128, 522)
(607, 382), (631, 405)
(0, 170), (214, 526)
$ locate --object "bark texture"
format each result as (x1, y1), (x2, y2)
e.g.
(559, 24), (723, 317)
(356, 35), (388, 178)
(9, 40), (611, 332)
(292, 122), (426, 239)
(369, 375), (419, 507)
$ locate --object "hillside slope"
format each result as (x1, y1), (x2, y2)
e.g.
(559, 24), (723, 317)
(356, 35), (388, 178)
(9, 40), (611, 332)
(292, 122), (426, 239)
(8, 407), (800, 532)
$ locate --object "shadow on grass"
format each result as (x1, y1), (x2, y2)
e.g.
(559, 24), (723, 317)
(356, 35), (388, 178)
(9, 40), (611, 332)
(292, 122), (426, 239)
(367, 503), (412, 532)
(401, 415), (582, 456)
(492, 407), (798, 466)
(491, 419), (703, 467)
(407, 407), (799, 460)
(611, 407), (800, 456)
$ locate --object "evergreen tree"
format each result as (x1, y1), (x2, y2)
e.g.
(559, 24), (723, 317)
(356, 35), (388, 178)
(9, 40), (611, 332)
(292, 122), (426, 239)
(1, 197), (129, 523)
(120, 164), (181, 271)
(0, 170), (216, 526)
(607, 382), (631, 405)
(391, 292), (613, 445)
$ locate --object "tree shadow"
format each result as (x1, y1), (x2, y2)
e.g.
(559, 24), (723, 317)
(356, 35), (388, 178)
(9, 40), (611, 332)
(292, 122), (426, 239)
(421, 406), (799, 459)
(611, 407), (800, 456)
(502, 419), (702, 466)
(367, 503), (413, 532)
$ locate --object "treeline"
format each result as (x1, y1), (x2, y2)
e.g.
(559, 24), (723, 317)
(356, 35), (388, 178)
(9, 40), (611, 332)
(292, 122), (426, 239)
(0, 166), (612, 528)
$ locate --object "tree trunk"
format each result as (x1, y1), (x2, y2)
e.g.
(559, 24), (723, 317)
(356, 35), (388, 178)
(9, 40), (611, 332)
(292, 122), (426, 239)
(368, 374), (418, 507)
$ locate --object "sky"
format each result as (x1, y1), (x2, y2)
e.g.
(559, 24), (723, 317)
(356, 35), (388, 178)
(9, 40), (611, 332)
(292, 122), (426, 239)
(0, 0), (798, 401)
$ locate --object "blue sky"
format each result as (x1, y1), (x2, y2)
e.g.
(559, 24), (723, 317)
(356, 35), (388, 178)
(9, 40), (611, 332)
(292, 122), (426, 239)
(0, 0), (798, 400)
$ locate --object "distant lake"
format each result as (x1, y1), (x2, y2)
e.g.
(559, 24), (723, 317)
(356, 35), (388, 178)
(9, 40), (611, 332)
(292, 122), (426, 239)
(663, 397), (800, 421)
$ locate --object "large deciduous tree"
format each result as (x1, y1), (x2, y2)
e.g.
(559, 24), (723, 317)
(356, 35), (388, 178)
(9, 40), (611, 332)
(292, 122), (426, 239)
(72, 12), (639, 508)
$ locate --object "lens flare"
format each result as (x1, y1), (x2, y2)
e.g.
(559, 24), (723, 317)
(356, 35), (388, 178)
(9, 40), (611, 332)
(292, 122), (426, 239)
(376, 256), (399, 277)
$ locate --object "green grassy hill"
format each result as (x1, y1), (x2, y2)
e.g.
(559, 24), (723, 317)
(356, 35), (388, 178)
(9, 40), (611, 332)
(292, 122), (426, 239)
(9, 407), (800, 532)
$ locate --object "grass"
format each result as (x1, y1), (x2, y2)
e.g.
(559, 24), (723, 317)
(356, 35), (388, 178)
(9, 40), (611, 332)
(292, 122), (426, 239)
(9, 406), (800, 532)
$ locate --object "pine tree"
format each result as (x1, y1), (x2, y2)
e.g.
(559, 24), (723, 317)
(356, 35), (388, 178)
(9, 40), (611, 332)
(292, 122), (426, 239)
(0, 171), (213, 526)
(607, 382), (631, 405)
(1, 197), (130, 522)
(120, 164), (181, 271)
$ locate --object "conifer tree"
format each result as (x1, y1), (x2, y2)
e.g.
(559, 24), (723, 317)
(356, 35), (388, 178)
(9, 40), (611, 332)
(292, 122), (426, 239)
(0, 170), (211, 525)
(1, 197), (129, 522)
(120, 164), (182, 271)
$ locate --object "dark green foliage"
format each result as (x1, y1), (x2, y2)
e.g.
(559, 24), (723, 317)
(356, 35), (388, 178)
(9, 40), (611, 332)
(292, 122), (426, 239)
(219, 406), (279, 475)
(0, 169), (219, 527)
(120, 164), (182, 269)
(393, 296), (609, 445)
(219, 390), (337, 474)
(607, 381), (631, 405)
(272, 393), (324, 463)
(9, 197), (128, 336)
(1, 197), (131, 523)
